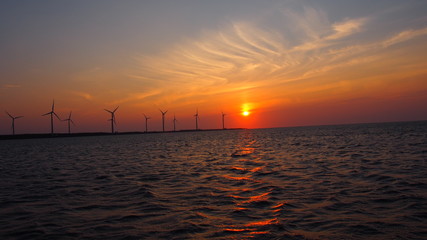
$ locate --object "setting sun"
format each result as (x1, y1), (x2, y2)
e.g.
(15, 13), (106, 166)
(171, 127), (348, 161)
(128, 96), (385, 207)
(242, 111), (250, 116)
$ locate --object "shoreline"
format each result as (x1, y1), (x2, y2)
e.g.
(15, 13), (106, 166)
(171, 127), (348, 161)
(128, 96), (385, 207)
(0, 128), (246, 140)
(1, 119), (426, 141)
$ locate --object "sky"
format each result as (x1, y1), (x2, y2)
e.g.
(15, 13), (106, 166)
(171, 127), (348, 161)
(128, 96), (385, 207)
(1, 0), (426, 134)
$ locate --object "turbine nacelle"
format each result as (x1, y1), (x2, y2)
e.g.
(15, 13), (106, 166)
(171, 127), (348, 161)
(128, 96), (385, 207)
(62, 111), (76, 125)
(42, 100), (61, 135)
(104, 106), (119, 114)
(159, 109), (168, 132)
(5, 111), (24, 135)
(105, 106), (119, 133)
(159, 109), (168, 115)
(6, 111), (23, 120)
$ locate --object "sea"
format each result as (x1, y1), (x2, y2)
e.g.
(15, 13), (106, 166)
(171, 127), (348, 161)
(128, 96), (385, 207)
(0, 121), (426, 240)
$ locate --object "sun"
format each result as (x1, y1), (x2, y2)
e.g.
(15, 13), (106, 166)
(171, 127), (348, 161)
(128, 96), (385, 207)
(241, 103), (252, 117)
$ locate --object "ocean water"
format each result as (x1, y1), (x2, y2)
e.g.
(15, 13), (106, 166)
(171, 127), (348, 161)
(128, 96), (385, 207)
(0, 121), (426, 240)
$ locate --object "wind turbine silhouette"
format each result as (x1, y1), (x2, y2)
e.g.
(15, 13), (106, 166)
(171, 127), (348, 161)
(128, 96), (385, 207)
(194, 109), (199, 130)
(104, 106), (119, 134)
(159, 109), (168, 132)
(6, 111), (23, 135)
(62, 111), (75, 134)
(42, 100), (61, 135)
(173, 114), (178, 132)
(222, 111), (226, 130)
(143, 114), (150, 132)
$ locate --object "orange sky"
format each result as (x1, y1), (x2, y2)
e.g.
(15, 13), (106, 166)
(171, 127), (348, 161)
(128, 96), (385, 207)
(1, 1), (427, 134)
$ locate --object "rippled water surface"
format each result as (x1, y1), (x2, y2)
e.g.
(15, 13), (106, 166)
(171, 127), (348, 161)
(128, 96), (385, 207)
(1, 121), (426, 239)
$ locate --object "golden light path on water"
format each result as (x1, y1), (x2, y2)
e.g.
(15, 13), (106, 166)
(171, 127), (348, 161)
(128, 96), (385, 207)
(192, 135), (288, 239)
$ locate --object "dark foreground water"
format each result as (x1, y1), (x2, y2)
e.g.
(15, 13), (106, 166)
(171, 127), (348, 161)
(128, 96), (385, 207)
(1, 121), (426, 239)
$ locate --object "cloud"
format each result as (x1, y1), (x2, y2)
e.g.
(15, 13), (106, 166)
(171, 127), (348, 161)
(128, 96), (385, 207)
(327, 18), (367, 40)
(135, 20), (286, 91)
(292, 17), (367, 51)
(382, 27), (427, 48)
(72, 91), (94, 101)
(132, 4), (427, 107)
(111, 90), (162, 105)
(2, 84), (21, 89)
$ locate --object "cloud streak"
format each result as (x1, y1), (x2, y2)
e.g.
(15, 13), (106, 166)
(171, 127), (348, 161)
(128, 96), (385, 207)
(1, 84), (21, 89)
(132, 4), (427, 107)
(382, 27), (427, 48)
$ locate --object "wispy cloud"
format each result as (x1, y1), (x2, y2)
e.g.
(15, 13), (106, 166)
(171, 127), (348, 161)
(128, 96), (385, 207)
(2, 84), (21, 89)
(111, 90), (162, 105)
(327, 18), (367, 40)
(382, 27), (427, 47)
(132, 4), (427, 107)
(72, 91), (94, 101)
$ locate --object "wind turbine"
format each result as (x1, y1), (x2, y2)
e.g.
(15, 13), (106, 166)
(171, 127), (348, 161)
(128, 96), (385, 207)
(6, 111), (23, 135)
(143, 114), (150, 132)
(104, 106), (119, 134)
(194, 109), (199, 130)
(62, 111), (75, 134)
(222, 111), (226, 130)
(159, 109), (168, 132)
(173, 114), (178, 132)
(42, 100), (61, 135)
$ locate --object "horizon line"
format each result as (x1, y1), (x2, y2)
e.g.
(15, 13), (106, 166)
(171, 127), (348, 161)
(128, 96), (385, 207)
(1, 119), (425, 140)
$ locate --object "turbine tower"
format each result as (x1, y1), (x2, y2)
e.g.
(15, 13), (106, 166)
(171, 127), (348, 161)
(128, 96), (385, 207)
(104, 106), (119, 134)
(6, 111), (23, 135)
(143, 114), (150, 132)
(62, 111), (75, 134)
(159, 109), (168, 132)
(42, 100), (61, 135)
(173, 114), (178, 132)
(194, 109), (199, 130)
(222, 112), (226, 130)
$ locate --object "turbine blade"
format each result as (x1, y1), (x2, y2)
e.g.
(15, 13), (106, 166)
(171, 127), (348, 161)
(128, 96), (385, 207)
(42, 112), (51, 116)
(52, 100), (55, 111)
(6, 111), (13, 118)
(113, 106), (119, 112)
(16, 116), (24, 119)
(69, 111), (72, 118)
(54, 112), (61, 120)
(104, 109), (113, 113)
(71, 119), (76, 126)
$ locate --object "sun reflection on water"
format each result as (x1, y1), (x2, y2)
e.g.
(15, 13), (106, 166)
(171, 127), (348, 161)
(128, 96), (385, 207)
(223, 175), (254, 181)
(216, 131), (284, 239)
(239, 192), (270, 204)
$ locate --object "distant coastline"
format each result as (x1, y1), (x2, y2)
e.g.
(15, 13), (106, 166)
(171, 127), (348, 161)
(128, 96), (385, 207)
(2, 119), (426, 141)
(0, 128), (246, 140)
